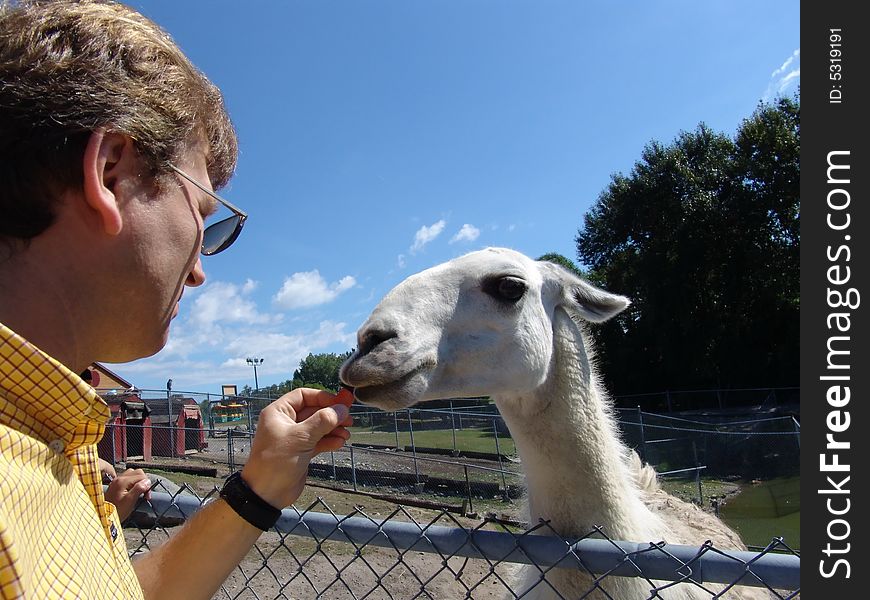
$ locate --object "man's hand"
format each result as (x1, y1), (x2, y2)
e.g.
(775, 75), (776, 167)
(103, 465), (153, 522)
(240, 387), (353, 508)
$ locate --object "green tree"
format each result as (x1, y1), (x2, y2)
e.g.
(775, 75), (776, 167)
(536, 252), (586, 278)
(576, 96), (799, 397)
(293, 351), (353, 392)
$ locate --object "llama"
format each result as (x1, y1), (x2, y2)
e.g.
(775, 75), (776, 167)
(340, 247), (769, 599)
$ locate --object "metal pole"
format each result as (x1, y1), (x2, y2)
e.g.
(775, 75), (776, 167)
(166, 379), (173, 458)
(227, 430), (235, 474)
(350, 444), (358, 491)
(637, 406), (647, 462)
(246, 357), (264, 396)
(111, 420), (117, 464)
(144, 491), (801, 591)
(408, 409), (420, 485)
(693, 440), (703, 505)
(464, 464), (473, 515)
(450, 400), (458, 456)
(493, 418), (507, 499)
(393, 412), (400, 449)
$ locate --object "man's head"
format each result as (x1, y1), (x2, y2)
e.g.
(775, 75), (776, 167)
(0, 0), (241, 367)
(0, 0), (238, 250)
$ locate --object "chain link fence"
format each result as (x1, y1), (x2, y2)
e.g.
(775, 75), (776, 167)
(121, 483), (800, 599)
(98, 387), (800, 597)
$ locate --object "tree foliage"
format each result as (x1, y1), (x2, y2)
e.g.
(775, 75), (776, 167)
(576, 96), (799, 396)
(536, 252), (586, 278)
(293, 351), (353, 392)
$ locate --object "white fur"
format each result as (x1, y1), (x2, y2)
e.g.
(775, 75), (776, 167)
(341, 248), (769, 599)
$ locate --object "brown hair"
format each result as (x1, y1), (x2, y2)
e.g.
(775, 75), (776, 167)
(0, 0), (238, 243)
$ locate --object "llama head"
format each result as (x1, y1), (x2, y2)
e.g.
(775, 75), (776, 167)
(340, 247), (629, 410)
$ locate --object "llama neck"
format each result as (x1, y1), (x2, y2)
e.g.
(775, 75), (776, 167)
(493, 309), (656, 541)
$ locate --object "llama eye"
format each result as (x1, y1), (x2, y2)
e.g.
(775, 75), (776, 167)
(483, 276), (526, 302)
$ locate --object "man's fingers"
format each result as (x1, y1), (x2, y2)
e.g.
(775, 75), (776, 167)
(296, 405), (354, 427)
(300, 403), (350, 441)
(314, 428), (351, 454)
(133, 478), (152, 495)
(278, 387), (355, 413)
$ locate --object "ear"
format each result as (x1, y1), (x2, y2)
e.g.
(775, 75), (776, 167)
(570, 279), (630, 322)
(539, 260), (630, 323)
(82, 129), (134, 236)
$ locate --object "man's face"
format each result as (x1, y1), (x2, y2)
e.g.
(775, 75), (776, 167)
(108, 149), (214, 361)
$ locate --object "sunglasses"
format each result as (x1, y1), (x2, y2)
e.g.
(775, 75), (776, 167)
(169, 164), (248, 255)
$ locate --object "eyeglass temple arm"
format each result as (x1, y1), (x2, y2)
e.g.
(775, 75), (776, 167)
(168, 165), (248, 218)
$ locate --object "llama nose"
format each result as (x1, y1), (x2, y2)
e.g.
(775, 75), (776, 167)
(356, 326), (398, 357)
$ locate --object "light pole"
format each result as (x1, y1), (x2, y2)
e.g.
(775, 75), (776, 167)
(246, 357), (263, 394)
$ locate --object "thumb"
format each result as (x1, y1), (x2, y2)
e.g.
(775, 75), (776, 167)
(302, 404), (349, 439)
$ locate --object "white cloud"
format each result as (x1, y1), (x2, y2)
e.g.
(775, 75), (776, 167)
(449, 223), (480, 244)
(273, 270), (356, 309)
(397, 253), (406, 268)
(764, 49), (800, 101)
(190, 281), (275, 329)
(410, 220), (446, 253)
(771, 49), (799, 77)
(122, 319), (356, 390)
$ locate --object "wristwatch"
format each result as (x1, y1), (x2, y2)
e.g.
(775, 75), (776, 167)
(219, 471), (282, 531)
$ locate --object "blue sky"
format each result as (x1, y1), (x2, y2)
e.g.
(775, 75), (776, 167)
(115, 1), (800, 395)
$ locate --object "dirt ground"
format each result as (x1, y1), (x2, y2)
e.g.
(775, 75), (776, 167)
(123, 474), (524, 600)
(121, 440), (532, 599)
(120, 439), (746, 600)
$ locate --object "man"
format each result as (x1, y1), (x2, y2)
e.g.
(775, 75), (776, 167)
(0, 1), (353, 598)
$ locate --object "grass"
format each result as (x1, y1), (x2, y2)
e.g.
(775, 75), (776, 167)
(719, 476), (800, 550)
(659, 476), (739, 505)
(349, 426), (516, 455)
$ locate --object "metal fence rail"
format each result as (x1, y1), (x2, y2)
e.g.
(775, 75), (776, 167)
(124, 487), (800, 599)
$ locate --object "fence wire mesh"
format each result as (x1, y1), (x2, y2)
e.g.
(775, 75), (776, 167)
(122, 484), (800, 599)
(99, 388), (800, 598)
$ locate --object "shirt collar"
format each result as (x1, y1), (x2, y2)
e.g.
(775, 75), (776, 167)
(0, 322), (110, 450)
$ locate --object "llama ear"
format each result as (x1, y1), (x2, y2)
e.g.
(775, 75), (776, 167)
(570, 279), (630, 322)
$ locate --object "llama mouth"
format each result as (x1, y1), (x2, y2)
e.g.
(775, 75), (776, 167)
(350, 365), (431, 410)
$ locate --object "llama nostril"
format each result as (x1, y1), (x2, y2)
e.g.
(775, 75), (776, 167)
(358, 328), (398, 356)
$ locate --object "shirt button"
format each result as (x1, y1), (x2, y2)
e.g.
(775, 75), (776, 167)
(48, 439), (66, 453)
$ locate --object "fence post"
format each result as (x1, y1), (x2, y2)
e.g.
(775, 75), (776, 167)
(393, 412), (400, 449)
(450, 400), (458, 456)
(246, 399), (253, 433)
(792, 416), (801, 450)
(692, 440), (703, 505)
(464, 464), (474, 516)
(408, 409), (420, 486)
(493, 418), (508, 500)
(331, 451), (337, 480)
(166, 389), (174, 459)
(350, 444), (358, 491)
(227, 431), (235, 474)
(637, 406), (647, 462)
(111, 421), (117, 464)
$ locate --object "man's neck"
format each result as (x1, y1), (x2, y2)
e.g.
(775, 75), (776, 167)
(0, 245), (92, 373)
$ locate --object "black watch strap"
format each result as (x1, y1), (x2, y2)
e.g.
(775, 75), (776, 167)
(219, 471), (281, 531)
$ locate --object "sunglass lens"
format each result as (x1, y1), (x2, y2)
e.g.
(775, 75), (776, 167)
(202, 215), (244, 255)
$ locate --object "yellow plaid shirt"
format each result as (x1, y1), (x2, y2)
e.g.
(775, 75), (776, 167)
(0, 323), (143, 599)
